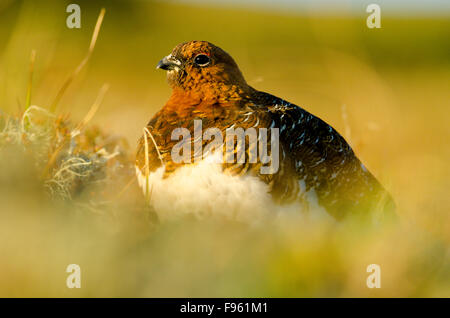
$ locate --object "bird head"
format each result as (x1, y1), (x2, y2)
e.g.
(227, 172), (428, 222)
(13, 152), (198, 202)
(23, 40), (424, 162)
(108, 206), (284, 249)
(156, 41), (248, 95)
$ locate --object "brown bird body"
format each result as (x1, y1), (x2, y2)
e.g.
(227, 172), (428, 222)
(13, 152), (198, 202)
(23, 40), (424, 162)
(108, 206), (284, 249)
(136, 41), (395, 223)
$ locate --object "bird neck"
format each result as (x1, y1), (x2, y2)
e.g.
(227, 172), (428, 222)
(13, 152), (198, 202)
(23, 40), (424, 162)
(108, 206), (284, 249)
(164, 82), (254, 114)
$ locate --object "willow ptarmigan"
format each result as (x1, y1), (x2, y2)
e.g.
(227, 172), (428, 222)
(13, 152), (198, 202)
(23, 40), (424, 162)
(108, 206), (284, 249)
(136, 41), (395, 223)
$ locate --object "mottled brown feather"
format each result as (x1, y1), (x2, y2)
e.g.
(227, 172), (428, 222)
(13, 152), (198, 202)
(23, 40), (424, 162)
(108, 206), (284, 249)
(136, 41), (395, 220)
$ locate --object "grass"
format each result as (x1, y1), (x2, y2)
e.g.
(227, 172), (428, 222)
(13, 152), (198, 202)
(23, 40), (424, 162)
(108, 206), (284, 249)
(0, 0), (449, 297)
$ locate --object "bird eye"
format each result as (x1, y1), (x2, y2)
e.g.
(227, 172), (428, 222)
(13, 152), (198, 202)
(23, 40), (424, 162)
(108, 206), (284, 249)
(194, 54), (210, 67)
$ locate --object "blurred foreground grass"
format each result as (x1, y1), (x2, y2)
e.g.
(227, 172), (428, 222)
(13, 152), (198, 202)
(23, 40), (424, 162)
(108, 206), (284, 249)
(0, 120), (448, 297)
(0, 0), (449, 297)
(0, 137), (448, 297)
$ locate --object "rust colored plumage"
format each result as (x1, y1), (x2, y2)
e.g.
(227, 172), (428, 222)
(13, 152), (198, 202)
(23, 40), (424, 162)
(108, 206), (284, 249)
(136, 41), (395, 221)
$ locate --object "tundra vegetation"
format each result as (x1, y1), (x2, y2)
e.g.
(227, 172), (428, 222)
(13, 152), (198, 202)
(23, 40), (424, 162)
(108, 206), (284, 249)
(0, 0), (448, 297)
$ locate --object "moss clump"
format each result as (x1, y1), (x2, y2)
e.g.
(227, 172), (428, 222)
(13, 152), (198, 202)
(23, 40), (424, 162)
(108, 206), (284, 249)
(0, 106), (131, 202)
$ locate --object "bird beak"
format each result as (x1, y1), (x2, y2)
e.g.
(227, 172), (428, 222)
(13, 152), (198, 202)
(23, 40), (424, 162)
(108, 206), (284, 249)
(156, 55), (181, 71)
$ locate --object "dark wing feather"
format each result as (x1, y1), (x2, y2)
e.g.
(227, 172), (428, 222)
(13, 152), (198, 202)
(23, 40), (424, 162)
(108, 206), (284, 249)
(253, 92), (395, 220)
(136, 91), (395, 221)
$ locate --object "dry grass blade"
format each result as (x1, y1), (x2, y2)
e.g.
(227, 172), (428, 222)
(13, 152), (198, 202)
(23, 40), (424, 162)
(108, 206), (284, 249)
(117, 174), (138, 199)
(41, 141), (66, 180)
(119, 127), (163, 201)
(142, 127), (151, 201)
(142, 127), (163, 203)
(341, 104), (352, 145)
(41, 83), (108, 179)
(72, 83), (109, 136)
(25, 49), (36, 110)
(50, 8), (106, 113)
(144, 127), (164, 165)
